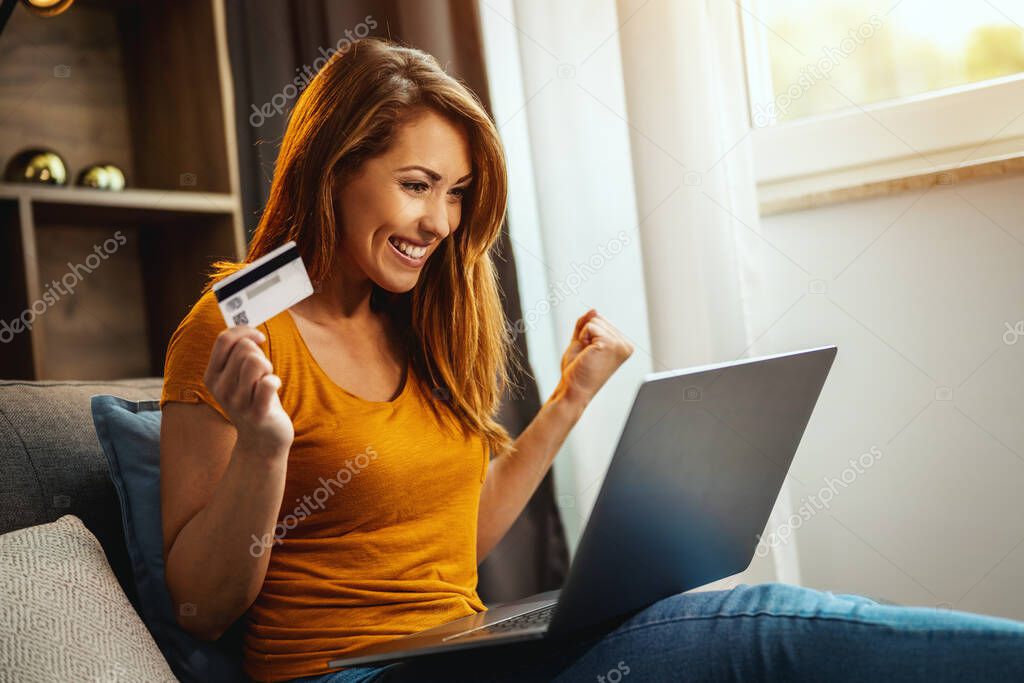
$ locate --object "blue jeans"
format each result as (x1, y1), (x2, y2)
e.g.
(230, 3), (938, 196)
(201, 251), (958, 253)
(287, 583), (1024, 682)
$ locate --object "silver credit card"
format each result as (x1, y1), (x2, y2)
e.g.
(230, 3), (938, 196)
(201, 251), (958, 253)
(212, 241), (314, 328)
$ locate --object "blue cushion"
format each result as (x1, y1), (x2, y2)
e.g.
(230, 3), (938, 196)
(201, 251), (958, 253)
(91, 395), (248, 683)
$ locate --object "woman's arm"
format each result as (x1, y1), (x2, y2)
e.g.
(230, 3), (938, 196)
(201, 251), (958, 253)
(476, 388), (583, 560)
(477, 309), (634, 561)
(162, 326), (294, 640)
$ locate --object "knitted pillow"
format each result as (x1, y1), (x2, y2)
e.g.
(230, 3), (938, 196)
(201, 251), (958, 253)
(0, 515), (176, 681)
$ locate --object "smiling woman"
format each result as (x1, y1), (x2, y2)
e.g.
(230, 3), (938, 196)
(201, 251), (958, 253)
(157, 34), (637, 683)
(205, 38), (513, 452)
(156, 37), (525, 682)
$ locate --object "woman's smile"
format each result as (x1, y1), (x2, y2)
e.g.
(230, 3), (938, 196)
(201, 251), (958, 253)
(386, 235), (430, 267)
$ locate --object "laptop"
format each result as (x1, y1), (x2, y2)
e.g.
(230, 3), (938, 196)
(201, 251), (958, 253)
(327, 344), (838, 669)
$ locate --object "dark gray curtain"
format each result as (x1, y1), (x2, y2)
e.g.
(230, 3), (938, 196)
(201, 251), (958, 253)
(224, 0), (569, 603)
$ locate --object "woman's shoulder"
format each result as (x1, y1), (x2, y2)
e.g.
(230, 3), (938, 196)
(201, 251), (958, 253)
(164, 288), (273, 373)
(166, 289), (231, 352)
(161, 288), (275, 419)
(163, 290), (221, 378)
(182, 288), (223, 329)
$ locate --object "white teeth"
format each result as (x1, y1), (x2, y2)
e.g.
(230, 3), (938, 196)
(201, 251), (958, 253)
(391, 238), (427, 259)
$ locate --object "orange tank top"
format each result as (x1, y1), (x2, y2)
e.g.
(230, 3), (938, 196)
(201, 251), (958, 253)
(160, 290), (488, 682)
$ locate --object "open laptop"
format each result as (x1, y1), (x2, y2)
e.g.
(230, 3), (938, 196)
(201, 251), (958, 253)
(328, 344), (838, 669)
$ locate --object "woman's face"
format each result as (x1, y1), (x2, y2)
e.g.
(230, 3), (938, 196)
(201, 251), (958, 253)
(335, 108), (473, 293)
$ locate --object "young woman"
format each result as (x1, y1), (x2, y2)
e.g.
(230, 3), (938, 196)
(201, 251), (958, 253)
(160, 38), (1024, 683)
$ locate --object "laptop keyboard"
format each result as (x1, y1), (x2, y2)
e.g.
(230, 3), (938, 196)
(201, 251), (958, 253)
(446, 604), (556, 640)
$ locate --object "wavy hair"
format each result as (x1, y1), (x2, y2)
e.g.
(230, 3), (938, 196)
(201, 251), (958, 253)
(204, 38), (513, 457)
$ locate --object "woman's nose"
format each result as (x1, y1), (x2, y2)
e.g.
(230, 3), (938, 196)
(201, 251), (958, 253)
(421, 196), (452, 239)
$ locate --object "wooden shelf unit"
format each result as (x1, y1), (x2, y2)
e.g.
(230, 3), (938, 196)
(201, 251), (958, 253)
(0, 0), (245, 380)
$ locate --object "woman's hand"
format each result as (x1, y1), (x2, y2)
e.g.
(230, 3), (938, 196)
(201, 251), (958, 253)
(551, 309), (634, 413)
(203, 326), (294, 460)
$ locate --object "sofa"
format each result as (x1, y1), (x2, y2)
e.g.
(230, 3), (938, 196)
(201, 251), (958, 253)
(0, 378), (163, 606)
(0, 378), (223, 681)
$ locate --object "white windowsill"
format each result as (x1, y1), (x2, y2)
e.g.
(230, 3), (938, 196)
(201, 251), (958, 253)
(759, 148), (1024, 216)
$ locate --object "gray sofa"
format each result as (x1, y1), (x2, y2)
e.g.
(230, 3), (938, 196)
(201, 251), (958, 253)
(0, 378), (163, 616)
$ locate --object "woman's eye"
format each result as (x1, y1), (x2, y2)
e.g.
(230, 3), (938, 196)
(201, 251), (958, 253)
(402, 181), (429, 194)
(448, 187), (467, 201)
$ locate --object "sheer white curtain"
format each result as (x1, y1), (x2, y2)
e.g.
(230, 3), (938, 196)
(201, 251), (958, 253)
(479, 0), (800, 584)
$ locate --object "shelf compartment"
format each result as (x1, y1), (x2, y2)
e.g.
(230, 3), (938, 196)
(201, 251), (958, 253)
(30, 213), (239, 380)
(0, 200), (36, 379)
(0, 0), (235, 195)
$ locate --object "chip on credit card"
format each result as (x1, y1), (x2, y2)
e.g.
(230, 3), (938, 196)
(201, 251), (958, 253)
(213, 241), (314, 328)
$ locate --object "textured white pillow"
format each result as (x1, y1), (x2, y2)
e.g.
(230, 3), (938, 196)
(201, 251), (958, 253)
(0, 515), (177, 682)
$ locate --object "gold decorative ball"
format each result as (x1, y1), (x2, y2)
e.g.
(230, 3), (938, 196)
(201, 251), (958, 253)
(20, 0), (76, 18)
(3, 148), (68, 185)
(76, 163), (127, 191)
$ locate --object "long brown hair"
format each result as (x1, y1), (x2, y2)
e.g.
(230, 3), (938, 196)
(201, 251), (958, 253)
(205, 38), (513, 457)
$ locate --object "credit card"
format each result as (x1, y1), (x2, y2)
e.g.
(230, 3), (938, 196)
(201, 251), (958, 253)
(213, 241), (314, 328)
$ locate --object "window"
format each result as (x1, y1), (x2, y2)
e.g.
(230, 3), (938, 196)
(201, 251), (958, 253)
(745, 0), (1024, 126)
(741, 0), (1024, 202)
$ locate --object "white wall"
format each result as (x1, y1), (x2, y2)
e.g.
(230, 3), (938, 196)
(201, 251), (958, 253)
(756, 173), (1024, 619)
